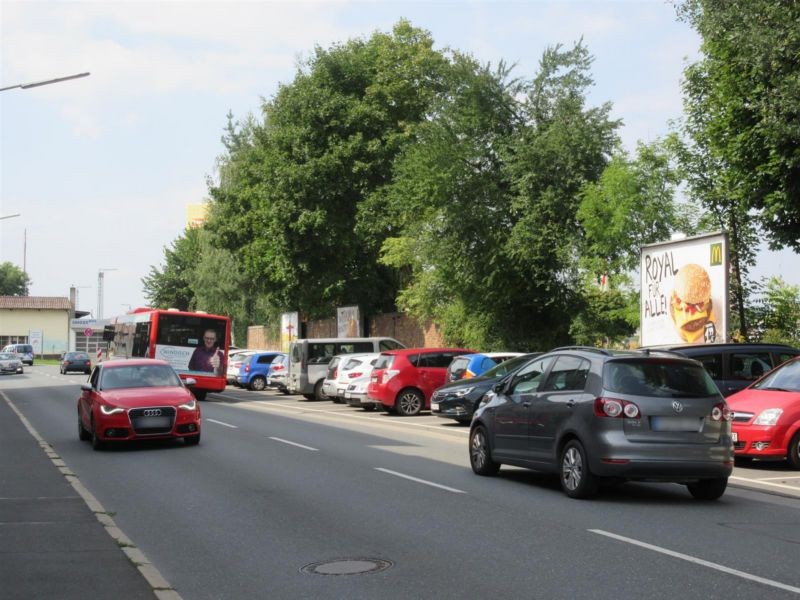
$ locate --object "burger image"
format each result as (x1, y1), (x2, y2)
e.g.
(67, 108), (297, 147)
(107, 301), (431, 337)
(670, 263), (713, 343)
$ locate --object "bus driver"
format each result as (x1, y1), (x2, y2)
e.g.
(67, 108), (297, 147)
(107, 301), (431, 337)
(189, 329), (223, 375)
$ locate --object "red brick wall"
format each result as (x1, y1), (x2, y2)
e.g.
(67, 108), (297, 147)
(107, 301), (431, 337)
(248, 312), (444, 349)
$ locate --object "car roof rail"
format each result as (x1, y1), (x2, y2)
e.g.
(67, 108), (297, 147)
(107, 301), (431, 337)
(550, 346), (613, 356)
(634, 348), (688, 358)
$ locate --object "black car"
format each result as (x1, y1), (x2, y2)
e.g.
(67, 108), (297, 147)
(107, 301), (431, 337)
(431, 353), (540, 424)
(61, 351), (92, 374)
(653, 343), (799, 397)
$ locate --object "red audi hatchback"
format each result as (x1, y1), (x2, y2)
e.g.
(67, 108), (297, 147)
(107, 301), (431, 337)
(727, 356), (800, 467)
(367, 348), (474, 416)
(78, 359), (201, 450)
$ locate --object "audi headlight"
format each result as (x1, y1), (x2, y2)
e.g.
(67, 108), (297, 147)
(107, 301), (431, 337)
(753, 408), (783, 426)
(179, 399), (197, 411)
(100, 404), (124, 415)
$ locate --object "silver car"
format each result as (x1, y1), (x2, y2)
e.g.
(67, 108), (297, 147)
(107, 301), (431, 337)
(0, 352), (24, 375)
(469, 347), (734, 500)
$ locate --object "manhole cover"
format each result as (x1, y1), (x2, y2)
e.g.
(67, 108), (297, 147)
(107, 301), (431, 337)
(301, 558), (392, 576)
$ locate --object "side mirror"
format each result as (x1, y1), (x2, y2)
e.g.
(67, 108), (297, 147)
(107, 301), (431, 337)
(184, 377), (197, 387)
(80, 383), (92, 392)
(452, 368), (466, 380)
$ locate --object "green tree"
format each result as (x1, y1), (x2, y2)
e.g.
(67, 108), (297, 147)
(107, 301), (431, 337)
(141, 227), (201, 310)
(578, 140), (691, 278)
(374, 41), (620, 350)
(677, 0), (800, 253)
(189, 229), (275, 345)
(207, 20), (452, 321)
(0, 262), (30, 296)
(369, 55), (520, 349)
(569, 283), (639, 348)
(749, 277), (800, 346)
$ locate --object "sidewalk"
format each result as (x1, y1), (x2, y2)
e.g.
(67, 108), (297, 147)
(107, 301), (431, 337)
(0, 393), (162, 600)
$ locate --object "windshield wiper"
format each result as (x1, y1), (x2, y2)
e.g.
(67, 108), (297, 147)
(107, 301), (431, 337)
(760, 386), (791, 392)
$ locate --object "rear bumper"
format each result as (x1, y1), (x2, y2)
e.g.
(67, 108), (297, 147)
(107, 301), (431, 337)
(586, 428), (734, 480)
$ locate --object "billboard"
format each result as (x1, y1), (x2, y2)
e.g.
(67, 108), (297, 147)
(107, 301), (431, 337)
(280, 311), (299, 352)
(337, 305), (361, 338)
(640, 232), (728, 346)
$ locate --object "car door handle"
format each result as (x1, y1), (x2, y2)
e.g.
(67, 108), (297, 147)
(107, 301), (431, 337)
(522, 401), (531, 407)
(566, 399), (576, 408)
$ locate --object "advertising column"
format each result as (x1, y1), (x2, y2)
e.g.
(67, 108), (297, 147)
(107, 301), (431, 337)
(640, 232), (728, 346)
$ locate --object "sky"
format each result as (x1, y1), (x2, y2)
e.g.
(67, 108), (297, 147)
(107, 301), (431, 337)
(1, 0), (797, 320)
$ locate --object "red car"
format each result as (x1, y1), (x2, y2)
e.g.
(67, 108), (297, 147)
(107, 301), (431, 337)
(78, 359), (201, 450)
(367, 348), (474, 416)
(727, 356), (800, 467)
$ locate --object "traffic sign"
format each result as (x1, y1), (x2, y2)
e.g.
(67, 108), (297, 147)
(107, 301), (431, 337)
(84, 327), (94, 337)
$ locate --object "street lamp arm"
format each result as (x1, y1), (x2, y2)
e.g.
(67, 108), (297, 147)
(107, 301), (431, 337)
(0, 72), (90, 92)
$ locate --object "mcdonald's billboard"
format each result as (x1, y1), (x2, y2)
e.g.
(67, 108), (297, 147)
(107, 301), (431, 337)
(640, 232), (729, 346)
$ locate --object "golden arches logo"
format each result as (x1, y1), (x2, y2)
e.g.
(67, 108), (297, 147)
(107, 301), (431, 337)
(710, 243), (723, 266)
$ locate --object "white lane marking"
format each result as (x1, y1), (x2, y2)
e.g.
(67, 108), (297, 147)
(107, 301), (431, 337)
(748, 475), (800, 482)
(217, 399), (470, 438)
(589, 529), (800, 594)
(374, 467), (466, 494)
(205, 418), (238, 429)
(730, 475), (800, 492)
(269, 437), (318, 451)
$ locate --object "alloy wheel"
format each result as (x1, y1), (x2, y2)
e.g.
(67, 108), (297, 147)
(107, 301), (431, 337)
(562, 446), (583, 491)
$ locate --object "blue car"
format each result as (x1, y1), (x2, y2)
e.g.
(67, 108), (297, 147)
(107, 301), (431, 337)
(446, 352), (525, 382)
(237, 351), (284, 391)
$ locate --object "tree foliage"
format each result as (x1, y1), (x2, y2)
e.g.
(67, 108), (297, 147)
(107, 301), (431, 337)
(578, 140), (691, 277)
(748, 277), (800, 346)
(0, 261), (30, 296)
(374, 41), (621, 350)
(677, 0), (800, 252)
(207, 20), (452, 320)
(141, 227), (201, 311)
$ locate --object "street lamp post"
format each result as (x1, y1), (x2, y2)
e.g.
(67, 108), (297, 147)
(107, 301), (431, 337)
(97, 268), (117, 319)
(0, 72), (90, 92)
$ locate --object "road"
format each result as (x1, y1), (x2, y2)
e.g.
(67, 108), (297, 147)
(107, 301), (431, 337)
(3, 365), (800, 599)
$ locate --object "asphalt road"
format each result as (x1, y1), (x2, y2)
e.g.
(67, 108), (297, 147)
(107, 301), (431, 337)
(3, 365), (800, 599)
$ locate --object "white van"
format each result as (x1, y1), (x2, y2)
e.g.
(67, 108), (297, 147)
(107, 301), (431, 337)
(288, 337), (404, 400)
(3, 343), (34, 365)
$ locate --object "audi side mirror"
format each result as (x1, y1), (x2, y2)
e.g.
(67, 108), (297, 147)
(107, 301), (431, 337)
(80, 383), (92, 392)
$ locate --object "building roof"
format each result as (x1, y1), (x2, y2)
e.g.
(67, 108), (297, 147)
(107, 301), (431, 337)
(0, 296), (73, 310)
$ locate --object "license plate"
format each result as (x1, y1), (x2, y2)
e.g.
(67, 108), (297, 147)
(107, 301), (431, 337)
(650, 416), (702, 432)
(133, 416), (171, 429)
(431, 402), (439, 411)
(732, 432), (738, 442)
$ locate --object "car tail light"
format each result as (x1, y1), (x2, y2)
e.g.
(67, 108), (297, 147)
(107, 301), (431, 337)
(348, 371), (363, 379)
(594, 397), (640, 419)
(245, 364), (250, 373)
(273, 365), (285, 372)
(711, 402), (733, 422)
(332, 368), (338, 379)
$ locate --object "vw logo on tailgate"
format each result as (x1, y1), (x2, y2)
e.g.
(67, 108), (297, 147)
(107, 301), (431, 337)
(143, 408), (162, 417)
(671, 401), (684, 413)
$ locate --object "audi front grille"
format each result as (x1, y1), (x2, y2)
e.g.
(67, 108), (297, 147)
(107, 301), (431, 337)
(128, 406), (177, 435)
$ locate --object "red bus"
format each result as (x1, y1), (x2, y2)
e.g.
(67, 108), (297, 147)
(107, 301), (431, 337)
(105, 308), (231, 400)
